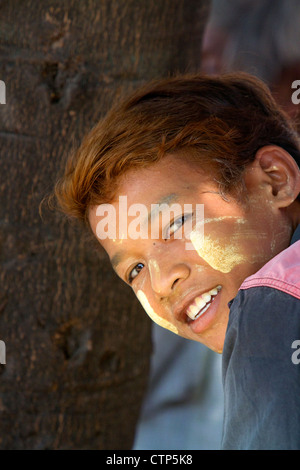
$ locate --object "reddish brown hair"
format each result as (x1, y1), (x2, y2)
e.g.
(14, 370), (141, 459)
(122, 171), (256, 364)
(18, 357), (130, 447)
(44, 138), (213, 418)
(53, 72), (300, 224)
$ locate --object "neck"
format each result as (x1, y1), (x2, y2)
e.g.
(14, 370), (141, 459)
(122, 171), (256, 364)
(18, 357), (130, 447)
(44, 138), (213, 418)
(288, 198), (300, 231)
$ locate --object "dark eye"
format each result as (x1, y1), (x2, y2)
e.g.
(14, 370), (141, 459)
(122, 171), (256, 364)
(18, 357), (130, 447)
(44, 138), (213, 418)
(128, 263), (144, 284)
(164, 213), (192, 239)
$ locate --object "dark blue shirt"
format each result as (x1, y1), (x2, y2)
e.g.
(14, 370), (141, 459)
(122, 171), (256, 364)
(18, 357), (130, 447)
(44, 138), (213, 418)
(222, 226), (300, 450)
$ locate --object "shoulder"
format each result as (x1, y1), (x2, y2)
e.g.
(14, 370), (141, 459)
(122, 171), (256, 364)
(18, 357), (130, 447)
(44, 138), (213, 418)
(225, 286), (300, 361)
(239, 240), (300, 299)
(222, 239), (300, 449)
(224, 241), (300, 367)
(222, 284), (300, 449)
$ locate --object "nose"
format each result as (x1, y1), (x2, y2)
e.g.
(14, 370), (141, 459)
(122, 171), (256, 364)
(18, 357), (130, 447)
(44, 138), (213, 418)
(148, 257), (190, 298)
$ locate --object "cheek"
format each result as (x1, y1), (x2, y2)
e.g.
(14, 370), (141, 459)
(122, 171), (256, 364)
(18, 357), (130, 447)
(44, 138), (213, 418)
(188, 215), (268, 273)
(136, 289), (178, 335)
(190, 227), (247, 273)
(190, 216), (256, 273)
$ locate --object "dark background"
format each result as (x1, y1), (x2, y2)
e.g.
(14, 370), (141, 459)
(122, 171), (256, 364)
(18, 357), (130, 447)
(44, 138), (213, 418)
(0, 0), (209, 449)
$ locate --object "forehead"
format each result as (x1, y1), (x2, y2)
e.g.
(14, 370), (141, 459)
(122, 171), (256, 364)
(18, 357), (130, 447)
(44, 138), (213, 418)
(115, 153), (216, 200)
(88, 154), (217, 230)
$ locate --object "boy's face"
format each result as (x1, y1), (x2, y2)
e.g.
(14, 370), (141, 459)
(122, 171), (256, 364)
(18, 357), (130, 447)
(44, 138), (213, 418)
(89, 154), (291, 352)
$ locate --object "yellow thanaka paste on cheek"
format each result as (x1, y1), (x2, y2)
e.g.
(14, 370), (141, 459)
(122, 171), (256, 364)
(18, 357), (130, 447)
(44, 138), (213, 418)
(190, 217), (248, 273)
(136, 290), (178, 335)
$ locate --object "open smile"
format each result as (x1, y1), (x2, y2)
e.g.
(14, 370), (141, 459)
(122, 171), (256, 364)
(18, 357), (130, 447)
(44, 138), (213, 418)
(185, 285), (222, 321)
(173, 285), (223, 336)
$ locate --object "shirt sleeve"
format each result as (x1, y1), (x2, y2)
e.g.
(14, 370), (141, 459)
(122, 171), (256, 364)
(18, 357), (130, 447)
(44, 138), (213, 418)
(222, 286), (300, 450)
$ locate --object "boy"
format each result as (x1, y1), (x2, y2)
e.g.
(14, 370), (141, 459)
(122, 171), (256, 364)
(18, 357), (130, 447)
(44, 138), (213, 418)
(53, 72), (300, 449)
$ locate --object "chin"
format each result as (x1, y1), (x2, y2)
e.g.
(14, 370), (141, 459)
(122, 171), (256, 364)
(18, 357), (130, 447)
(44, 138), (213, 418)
(198, 331), (226, 354)
(201, 341), (224, 354)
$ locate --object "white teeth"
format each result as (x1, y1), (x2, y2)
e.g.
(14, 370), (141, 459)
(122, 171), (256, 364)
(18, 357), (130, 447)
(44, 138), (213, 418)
(197, 302), (211, 316)
(195, 297), (206, 310)
(186, 285), (222, 321)
(186, 309), (198, 320)
(209, 288), (218, 296)
(188, 304), (199, 316)
(201, 293), (211, 303)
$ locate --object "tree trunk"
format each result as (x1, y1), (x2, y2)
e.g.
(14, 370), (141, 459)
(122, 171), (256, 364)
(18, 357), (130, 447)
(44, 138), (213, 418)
(0, 0), (209, 449)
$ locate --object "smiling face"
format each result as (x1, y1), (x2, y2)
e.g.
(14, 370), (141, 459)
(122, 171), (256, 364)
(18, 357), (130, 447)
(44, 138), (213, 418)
(88, 152), (297, 352)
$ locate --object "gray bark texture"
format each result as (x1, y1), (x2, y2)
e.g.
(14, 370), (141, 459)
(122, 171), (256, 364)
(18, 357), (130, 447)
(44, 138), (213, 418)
(0, 0), (209, 449)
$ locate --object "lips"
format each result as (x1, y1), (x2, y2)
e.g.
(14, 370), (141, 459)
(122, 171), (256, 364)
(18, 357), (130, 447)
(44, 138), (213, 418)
(186, 285), (222, 321)
(174, 285), (222, 324)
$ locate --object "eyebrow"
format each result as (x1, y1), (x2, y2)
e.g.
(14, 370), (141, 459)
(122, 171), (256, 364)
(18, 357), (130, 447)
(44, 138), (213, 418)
(110, 193), (179, 270)
(111, 250), (127, 270)
(146, 193), (179, 224)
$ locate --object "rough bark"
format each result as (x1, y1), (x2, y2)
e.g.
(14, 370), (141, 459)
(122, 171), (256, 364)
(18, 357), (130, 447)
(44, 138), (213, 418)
(0, 0), (209, 449)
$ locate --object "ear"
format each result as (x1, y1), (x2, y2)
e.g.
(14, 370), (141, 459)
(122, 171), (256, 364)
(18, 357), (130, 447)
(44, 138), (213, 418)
(245, 145), (300, 208)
